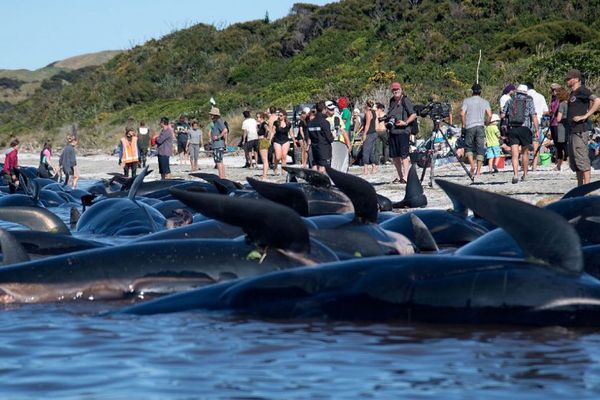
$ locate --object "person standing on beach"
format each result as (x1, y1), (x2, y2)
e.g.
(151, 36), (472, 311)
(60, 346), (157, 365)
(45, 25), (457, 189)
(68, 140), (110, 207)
(388, 82), (416, 184)
(526, 83), (549, 172)
(461, 83), (492, 178)
(175, 115), (190, 165)
(553, 86), (569, 171)
(484, 114), (502, 175)
(503, 84), (538, 184)
(155, 117), (173, 180)
(137, 121), (151, 168)
(565, 69), (600, 186)
(118, 127), (141, 178)
(209, 107), (228, 179)
(38, 141), (57, 179)
(59, 135), (79, 188)
(187, 120), (203, 172)
(308, 101), (334, 173)
(256, 112), (270, 180)
(360, 100), (378, 175)
(241, 110), (258, 169)
(2, 139), (20, 193)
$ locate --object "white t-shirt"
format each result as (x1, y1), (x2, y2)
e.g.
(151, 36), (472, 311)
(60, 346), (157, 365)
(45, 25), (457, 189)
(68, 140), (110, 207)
(242, 118), (258, 141)
(527, 89), (548, 125)
(499, 94), (511, 111)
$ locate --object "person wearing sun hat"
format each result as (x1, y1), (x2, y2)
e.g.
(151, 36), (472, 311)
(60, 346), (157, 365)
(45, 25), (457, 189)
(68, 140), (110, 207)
(502, 84), (538, 184)
(564, 68), (600, 186)
(209, 106), (228, 179)
(485, 114), (502, 175)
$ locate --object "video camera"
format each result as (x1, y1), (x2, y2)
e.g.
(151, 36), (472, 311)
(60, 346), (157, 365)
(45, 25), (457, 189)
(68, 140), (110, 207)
(377, 115), (396, 130)
(414, 101), (452, 121)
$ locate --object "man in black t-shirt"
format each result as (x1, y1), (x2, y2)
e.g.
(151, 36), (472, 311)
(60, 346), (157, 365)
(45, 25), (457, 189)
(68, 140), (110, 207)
(565, 69), (600, 186)
(307, 101), (335, 172)
(388, 82), (417, 184)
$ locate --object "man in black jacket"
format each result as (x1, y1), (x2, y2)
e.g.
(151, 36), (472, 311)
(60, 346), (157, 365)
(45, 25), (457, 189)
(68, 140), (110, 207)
(308, 101), (335, 172)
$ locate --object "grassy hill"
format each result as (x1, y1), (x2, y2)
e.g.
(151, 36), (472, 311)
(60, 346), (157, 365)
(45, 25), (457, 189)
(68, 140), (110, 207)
(1, 0), (599, 149)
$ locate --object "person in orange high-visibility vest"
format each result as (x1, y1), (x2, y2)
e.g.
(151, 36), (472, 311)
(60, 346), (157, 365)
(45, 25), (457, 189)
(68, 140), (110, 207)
(119, 127), (141, 177)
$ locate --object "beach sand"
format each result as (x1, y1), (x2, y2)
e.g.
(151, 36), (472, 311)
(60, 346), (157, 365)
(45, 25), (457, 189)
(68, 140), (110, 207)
(20, 150), (586, 209)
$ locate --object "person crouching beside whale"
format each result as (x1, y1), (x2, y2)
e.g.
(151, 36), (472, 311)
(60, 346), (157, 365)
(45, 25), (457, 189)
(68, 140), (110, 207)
(59, 135), (79, 189)
(119, 127), (141, 178)
(2, 138), (20, 194)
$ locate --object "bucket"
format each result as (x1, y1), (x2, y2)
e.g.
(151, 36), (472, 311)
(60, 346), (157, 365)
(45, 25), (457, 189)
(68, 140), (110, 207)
(540, 153), (551, 166)
(496, 155), (505, 169)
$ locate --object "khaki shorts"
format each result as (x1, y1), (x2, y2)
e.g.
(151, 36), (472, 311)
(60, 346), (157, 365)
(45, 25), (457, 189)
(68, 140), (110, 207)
(569, 131), (591, 172)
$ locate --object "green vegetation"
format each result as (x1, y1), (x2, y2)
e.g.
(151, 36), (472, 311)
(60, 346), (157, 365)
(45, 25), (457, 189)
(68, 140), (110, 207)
(1, 0), (599, 148)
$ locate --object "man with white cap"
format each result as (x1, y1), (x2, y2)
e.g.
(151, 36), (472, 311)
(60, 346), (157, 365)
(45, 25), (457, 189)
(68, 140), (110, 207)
(209, 106), (228, 179)
(565, 68), (600, 186)
(502, 84), (538, 184)
(325, 100), (351, 172)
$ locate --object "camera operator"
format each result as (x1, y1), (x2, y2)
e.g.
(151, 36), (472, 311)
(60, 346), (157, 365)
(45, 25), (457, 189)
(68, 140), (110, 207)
(388, 82), (417, 184)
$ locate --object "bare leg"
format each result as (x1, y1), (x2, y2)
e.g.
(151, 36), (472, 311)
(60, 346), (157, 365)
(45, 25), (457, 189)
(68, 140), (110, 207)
(511, 145), (520, 179)
(217, 162), (225, 179)
(280, 142), (290, 175)
(392, 157), (403, 180)
(521, 148), (529, 178)
(401, 156), (410, 180)
(476, 160), (482, 176)
(260, 149), (269, 179)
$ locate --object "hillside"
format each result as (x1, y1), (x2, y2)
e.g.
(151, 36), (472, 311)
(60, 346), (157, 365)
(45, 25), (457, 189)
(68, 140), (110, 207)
(1, 0), (599, 148)
(47, 50), (123, 70)
(0, 50), (121, 108)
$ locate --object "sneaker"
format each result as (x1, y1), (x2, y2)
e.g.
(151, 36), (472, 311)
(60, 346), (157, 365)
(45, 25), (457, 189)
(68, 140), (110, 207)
(521, 175), (526, 182)
(493, 166), (499, 173)
(511, 176), (518, 184)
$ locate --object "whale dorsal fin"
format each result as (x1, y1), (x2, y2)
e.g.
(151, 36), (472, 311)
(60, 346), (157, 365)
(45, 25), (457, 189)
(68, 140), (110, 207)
(325, 167), (378, 223)
(283, 166), (331, 188)
(562, 180), (600, 199)
(170, 188), (310, 253)
(409, 214), (439, 252)
(128, 166), (150, 201)
(247, 178), (309, 217)
(0, 229), (30, 265)
(436, 179), (583, 275)
(393, 164), (428, 209)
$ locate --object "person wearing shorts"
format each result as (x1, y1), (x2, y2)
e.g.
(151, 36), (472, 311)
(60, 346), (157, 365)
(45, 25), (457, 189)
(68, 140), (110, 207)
(565, 69), (600, 186)
(209, 107), (228, 179)
(461, 83), (492, 177)
(387, 82), (416, 184)
(187, 120), (203, 171)
(503, 84), (538, 184)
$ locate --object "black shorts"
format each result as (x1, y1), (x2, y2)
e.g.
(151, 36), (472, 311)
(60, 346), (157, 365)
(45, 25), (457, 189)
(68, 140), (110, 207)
(158, 155), (171, 174)
(508, 126), (533, 147)
(177, 140), (188, 154)
(312, 145), (332, 167)
(244, 139), (259, 152)
(389, 130), (410, 158)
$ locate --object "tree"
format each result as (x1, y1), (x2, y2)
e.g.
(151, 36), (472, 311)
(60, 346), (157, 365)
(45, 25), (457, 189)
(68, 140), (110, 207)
(264, 11), (270, 24)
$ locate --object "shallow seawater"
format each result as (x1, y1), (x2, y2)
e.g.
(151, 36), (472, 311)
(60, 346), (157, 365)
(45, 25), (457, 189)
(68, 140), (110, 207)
(1, 302), (600, 399)
(2, 181), (600, 398)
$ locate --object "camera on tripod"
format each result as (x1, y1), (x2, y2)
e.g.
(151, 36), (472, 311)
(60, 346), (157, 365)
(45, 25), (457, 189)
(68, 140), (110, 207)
(414, 101), (452, 121)
(377, 115), (396, 130)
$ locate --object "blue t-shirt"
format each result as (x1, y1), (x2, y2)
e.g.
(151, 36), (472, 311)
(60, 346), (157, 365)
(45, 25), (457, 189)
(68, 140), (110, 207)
(211, 119), (226, 149)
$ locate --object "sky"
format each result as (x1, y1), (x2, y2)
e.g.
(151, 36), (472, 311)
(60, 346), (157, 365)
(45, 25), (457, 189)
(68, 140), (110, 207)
(0, 0), (333, 70)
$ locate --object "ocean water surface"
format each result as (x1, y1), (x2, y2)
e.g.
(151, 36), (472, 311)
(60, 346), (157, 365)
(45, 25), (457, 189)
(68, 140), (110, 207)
(1, 303), (600, 399)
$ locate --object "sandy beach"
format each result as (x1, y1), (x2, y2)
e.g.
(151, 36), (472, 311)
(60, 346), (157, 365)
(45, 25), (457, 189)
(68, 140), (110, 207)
(20, 150), (588, 208)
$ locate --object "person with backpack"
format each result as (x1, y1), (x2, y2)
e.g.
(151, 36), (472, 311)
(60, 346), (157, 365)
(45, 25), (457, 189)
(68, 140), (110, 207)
(565, 69), (600, 186)
(387, 82), (417, 184)
(461, 83), (492, 178)
(502, 84), (538, 184)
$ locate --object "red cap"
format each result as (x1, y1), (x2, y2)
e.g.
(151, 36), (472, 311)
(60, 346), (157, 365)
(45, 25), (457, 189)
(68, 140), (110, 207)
(338, 97), (348, 109)
(391, 82), (401, 90)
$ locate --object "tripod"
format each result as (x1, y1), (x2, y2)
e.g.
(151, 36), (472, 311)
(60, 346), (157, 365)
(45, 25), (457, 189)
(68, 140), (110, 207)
(419, 118), (475, 187)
